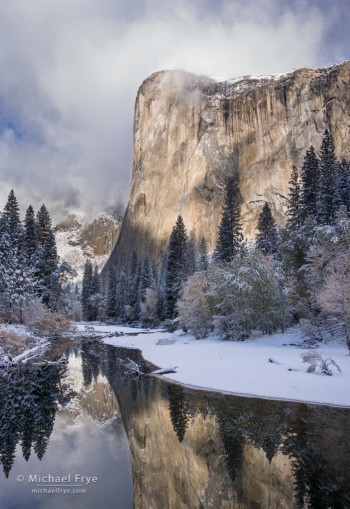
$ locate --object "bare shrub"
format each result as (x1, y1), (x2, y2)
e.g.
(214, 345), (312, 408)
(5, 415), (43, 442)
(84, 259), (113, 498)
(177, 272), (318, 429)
(301, 350), (341, 376)
(23, 298), (72, 335)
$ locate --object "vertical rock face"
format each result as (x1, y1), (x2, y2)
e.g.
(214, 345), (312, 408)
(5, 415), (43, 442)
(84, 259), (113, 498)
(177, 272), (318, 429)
(109, 61), (350, 264)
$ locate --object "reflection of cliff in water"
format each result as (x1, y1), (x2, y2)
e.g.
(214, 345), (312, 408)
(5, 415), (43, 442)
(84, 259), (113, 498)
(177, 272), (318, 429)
(1, 341), (350, 508)
(82, 342), (350, 509)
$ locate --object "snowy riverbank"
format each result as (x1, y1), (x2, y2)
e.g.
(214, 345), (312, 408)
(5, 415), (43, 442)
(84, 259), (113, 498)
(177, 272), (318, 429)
(75, 323), (350, 407)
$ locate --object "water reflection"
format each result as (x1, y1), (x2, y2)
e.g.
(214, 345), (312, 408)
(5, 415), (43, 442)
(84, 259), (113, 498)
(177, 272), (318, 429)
(0, 340), (349, 508)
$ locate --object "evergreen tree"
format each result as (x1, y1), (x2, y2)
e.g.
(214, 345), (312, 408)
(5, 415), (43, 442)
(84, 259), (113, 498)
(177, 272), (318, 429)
(198, 237), (208, 271)
(317, 129), (336, 224)
(286, 166), (302, 230)
(106, 266), (117, 318)
(3, 189), (21, 247)
(164, 215), (188, 318)
(23, 205), (38, 262)
(215, 178), (243, 262)
(184, 233), (197, 276)
(300, 146), (320, 221)
(37, 204), (52, 246)
(37, 230), (59, 307)
(256, 203), (279, 255)
(138, 256), (153, 303)
(333, 159), (350, 213)
(81, 260), (93, 320)
(115, 271), (128, 321)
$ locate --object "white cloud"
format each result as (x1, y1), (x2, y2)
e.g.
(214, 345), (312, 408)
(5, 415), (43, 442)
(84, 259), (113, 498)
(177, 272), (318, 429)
(0, 0), (332, 218)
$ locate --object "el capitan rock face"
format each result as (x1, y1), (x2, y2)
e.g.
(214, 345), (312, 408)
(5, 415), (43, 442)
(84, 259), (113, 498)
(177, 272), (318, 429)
(109, 61), (350, 264)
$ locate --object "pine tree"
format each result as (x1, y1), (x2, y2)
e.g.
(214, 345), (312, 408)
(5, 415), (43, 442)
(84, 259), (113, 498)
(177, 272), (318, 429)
(106, 266), (117, 318)
(24, 205), (38, 262)
(37, 205), (52, 246)
(333, 159), (350, 213)
(138, 256), (153, 303)
(256, 203), (279, 255)
(37, 230), (59, 307)
(286, 166), (302, 230)
(3, 189), (21, 247)
(215, 178), (243, 262)
(317, 129), (336, 224)
(164, 215), (188, 318)
(184, 233), (197, 276)
(198, 237), (208, 271)
(115, 271), (128, 321)
(81, 260), (93, 320)
(300, 146), (320, 221)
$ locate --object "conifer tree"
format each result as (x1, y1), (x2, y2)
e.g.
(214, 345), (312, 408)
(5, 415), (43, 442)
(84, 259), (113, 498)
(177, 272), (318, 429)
(198, 237), (208, 271)
(333, 159), (350, 213)
(38, 230), (59, 307)
(317, 129), (336, 224)
(184, 233), (197, 276)
(24, 205), (38, 262)
(300, 146), (319, 221)
(3, 189), (21, 247)
(164, 215), (188, 318)
(138, 255), (153, 303)
(286, 166), (302, 230)
(37, 205), (52, 246)
(106, 266), (117, 318)
(81, 260), (93, 320)
(215, 178), (243, 262)
(115, 271), (128, 321)
(256, 203), (279, 255)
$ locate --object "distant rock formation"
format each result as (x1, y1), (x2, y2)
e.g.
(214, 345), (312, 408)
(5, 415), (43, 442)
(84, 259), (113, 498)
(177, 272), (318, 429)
(55, 211), (121, 280)
(107, 60), (350, 265)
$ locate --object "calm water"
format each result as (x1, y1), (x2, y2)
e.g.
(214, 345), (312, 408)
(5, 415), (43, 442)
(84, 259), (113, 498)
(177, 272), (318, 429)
(0, 340), (349, 508)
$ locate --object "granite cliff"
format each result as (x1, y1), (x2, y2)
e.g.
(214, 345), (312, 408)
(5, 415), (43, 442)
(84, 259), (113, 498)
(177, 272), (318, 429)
(108, 60), (350, 264)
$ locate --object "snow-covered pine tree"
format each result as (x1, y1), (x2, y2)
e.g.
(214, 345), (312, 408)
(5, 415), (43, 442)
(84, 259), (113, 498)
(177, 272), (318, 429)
(333, 159), (350, 213)
(198, 237), (208, 271)
(38, 230), (59, 307)
(164, 215), (188, 318)
(37, 204), (52, 246)
(24, 205), (38, 262)
(115, 270), (128, 321)
(3, 189), (21, 248)
(214, 177), (243, 263)
(81, 260), (93, 320)
(106, 266), (117, 318)
(317, 129), (337, 224)
(286, 166), (302, 230)
(300, 146), (320, 221)
(138, 255), (153, 303)
(184, 233), (197, 276)
(256, 203), (279, 256)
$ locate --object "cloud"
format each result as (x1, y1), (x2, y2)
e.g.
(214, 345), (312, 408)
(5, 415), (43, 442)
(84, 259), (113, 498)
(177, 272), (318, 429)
(0, 0), (342, 219)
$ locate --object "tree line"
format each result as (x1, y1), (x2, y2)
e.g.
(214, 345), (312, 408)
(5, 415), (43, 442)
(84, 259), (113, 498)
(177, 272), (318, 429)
(0, 191), (76, 323)
(83, 129), (350, 348)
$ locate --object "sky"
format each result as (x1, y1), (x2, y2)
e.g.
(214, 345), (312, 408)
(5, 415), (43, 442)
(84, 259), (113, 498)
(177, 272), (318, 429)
(0, 0), (348, 220)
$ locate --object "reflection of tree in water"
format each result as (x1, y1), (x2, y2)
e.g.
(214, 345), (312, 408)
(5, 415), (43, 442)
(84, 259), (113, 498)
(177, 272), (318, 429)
(217, 412), (244, 486)
(0, 365), (74, 478)
(81, 341), (102, 387)
(282, 406), (350, 509)
(167, 385), (190, 443)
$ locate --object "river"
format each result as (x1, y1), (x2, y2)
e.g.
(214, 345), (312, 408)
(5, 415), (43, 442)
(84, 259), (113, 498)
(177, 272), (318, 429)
(0, 339), (349, 508)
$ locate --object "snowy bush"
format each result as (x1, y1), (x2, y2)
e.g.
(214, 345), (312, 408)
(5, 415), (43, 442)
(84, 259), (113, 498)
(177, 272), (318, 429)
(140, 288), (159, 325)
(177, 251), (288, 340)
(301, 350), (341, 376)
(176, 273), (214, 338)
(23, 297), (72, 335)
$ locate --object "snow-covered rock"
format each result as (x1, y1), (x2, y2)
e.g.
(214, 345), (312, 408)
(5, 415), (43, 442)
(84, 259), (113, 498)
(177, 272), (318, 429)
(55, 211), (122, 281)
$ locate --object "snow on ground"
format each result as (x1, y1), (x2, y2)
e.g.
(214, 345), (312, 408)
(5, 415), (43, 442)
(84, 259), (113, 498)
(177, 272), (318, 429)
(85, 324), (350, 407)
